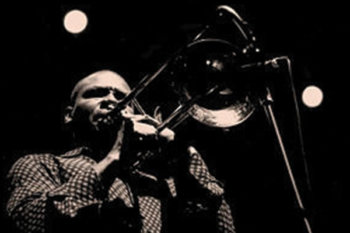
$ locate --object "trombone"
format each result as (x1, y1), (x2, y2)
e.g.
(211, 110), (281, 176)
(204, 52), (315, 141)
(117, 5), (313, 233)
(117, 5), (261, 131)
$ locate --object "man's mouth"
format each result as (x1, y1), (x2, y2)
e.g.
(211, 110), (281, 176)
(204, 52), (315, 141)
(92, 111), (121, 131)
(94, 113), (112, 124)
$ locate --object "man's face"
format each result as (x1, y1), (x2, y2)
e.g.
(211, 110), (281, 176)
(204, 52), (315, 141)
(67, 70), (131, 132)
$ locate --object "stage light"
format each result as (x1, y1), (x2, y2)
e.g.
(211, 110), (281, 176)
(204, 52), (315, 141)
(302, 85), (324, 108)
(63, 9), (88, 34)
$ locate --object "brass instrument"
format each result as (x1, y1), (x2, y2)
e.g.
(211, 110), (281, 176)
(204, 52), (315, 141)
(117, 6), (313, 233)
(118, 5), (263, 130)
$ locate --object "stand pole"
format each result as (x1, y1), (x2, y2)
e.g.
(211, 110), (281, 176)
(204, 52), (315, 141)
(261, 88), (313, 233)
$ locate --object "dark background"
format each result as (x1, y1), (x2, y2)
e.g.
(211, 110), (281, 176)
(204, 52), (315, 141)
(1, 0), (346, 233)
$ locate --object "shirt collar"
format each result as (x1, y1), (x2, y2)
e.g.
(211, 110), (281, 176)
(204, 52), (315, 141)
(60, 146), (93, 158)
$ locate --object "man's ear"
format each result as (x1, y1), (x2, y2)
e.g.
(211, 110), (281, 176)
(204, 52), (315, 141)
(64, 106), (74, 125)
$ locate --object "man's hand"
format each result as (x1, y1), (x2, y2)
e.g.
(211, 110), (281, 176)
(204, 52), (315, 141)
(92, 109), (175, 177)
(121, 110), (175, 142)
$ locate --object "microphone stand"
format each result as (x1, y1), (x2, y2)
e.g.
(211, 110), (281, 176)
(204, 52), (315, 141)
(259, 87), (313, 233)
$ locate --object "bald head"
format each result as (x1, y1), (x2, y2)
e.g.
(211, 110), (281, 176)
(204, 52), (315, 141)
(71, 70), (131, 103)
(65, 69), (132, 133)
(64, 70), (132, 154)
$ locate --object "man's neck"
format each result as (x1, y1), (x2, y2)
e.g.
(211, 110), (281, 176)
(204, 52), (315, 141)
(73, 132), (118, 161)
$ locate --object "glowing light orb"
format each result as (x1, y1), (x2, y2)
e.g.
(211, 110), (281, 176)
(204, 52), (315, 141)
(63, 10), (88, 34)
(302, 85), (324, 108)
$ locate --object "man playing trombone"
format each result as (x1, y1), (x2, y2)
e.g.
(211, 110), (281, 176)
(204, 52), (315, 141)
(6, 70), (235, 233)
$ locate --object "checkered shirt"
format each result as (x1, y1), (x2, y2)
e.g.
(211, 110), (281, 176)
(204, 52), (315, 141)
(7, 147), (235, 233)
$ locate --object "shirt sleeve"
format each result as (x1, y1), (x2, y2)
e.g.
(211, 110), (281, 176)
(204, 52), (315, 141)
(6, 154), (103, 233)
(174, 146), (236, 233)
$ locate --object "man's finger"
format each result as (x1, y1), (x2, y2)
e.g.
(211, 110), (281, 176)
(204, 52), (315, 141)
(133, 122), (158, 136)
(121, 111), (160, 126)
(159, 128), (175, 142)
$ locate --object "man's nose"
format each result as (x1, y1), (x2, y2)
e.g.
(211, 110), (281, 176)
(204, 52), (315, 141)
(101, 93), (119, 110)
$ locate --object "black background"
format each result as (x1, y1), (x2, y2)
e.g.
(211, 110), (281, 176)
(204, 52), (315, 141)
(1, 1), (347, 233)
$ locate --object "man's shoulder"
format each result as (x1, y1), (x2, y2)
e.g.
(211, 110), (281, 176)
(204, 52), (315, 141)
(12, 147), (87, 166)
(6, 153), (59, 182)
(7, 147), (93, 182)
(9, 153), (57, 171)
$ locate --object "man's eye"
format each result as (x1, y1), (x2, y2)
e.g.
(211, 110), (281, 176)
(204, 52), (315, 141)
(83, 89), (109, 98)
(113, 91), (126, 100)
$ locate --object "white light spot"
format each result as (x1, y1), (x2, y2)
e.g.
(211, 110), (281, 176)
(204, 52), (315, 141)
(63, 10), (88, 34)
(302, 85), (324, 108)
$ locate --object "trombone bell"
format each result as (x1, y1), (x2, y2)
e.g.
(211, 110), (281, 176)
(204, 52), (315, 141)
(167, 39), (256, 128)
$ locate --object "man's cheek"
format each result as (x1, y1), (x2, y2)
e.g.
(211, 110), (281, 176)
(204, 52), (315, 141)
(75, 102), (97, 114)
(72, 107), (92, 122)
